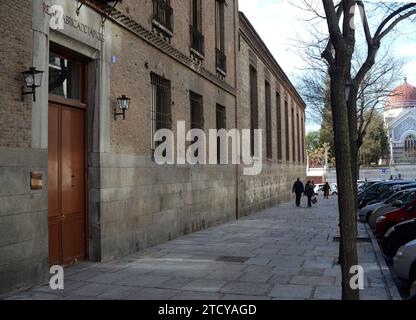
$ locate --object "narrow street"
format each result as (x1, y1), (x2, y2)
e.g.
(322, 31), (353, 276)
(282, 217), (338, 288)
(4, 196), (398, 300)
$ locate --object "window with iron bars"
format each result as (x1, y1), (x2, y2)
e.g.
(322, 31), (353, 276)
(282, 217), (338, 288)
(297, 112), (301, 163)
(285, 100), (289, 162)
(250, 65), (259, 157)
(216, 104), (226, 164)
(190, 0), (204, 56)
(190, 91), (204, 158)
(190, 91), (204, 130)
(152, 0), (173, 34)
(276, 92), (282, 160)
(151, 72), (172, 151)
(215, 0), (226, 74)
(265, 80), (272, 160)
(291, 107), (296, 162)
(301, 116), (305, 163)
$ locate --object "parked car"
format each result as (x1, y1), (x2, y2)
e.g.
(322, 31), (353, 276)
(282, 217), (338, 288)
(369, 189), (416, 229)
(314, 183), (338, 196)
(366, 183), (416, 206)
(393, 239), (416, 284)
(375, 200), (416, 237)
(314, 183), (325, 195)
(358, 189), (411, 223)
(410, 281), (416, 300)
(330, 183), (338, 195)
(358, 181), (413, 209)
(358, 180), (383, 195)
(357, 180), (367, 189)
(382, 218), (416, 258)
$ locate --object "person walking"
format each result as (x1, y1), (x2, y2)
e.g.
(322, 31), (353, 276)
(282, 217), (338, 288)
(292, 178), (304, 207)
(305, 181), (315, 208)
(305, 180), (311, 191)
(323, 182), (330, 199)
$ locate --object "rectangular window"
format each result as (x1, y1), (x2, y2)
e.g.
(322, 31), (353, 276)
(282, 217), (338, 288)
(151, 72), (172, 150)
(190, 0), (204, 56)
(215, 0), (226, 73)
(152, 0), (173, 33)
(276, 92), (282, 160)
(49, 52), (82, 100)
(301, 116), (305, 163)
(265, 80), (272, 159)
(216, 104), (226, 164)
(190, 91), (204, 130)
(297, 112), (300, 163)
(292, 107), (296, 162)
(285, 100), (289, 162)
(250, 65), (258, 157)
(190, 91), (203, 157)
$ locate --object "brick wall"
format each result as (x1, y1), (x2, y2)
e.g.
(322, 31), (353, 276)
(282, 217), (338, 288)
(0, 0), (33, 148)
(117, 0), (237, 86)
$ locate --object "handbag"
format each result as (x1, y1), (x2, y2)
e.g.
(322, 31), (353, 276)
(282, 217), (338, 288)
(312, 196), (318, 204)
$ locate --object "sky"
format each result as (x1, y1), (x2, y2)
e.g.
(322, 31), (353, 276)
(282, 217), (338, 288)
(238, 0), (416, 132)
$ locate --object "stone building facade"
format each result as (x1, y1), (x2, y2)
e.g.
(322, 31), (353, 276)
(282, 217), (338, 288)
(237, 13), (306, 216)
(0, 0), (306, 294)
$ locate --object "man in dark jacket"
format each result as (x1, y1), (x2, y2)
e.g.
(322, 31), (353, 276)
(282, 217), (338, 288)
(292, 178), (304, 207)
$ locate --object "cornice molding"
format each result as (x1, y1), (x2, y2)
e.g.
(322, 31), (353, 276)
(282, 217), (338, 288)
(88, 2), (236, 97)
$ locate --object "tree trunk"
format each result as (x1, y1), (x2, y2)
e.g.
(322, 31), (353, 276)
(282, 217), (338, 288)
(348, 95), (359, 229)
(330, 66), (359, 300)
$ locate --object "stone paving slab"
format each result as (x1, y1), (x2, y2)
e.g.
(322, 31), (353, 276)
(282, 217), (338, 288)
(2, 196), (398, 300)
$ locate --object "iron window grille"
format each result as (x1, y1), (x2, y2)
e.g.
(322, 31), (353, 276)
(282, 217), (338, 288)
(190, 91), (204, 130)
(152, 0), (173, 34)
(291, 107), (296, 162)
(216, 48), (227, 74)
(190, 91), (204, 157)
(190, 26), (205, 57)
(276, 92), (282, 160)
(151, 72), (172, 150)
(215, 0), (226, 74)
(301, 116), (305, 163)
(285, 101), (290, 162)
(265, 81), (272, 160)
(297, 113), (302, 163)
(249, 65), (258, 157)
(216, 104), (227, 164)
(190, 0), (204, 56)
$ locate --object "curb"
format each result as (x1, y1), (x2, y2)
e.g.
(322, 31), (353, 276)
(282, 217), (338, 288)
(365, 224), (402, 300)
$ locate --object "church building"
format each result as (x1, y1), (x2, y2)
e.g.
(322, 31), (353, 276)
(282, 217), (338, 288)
(384, 79), (416, 164)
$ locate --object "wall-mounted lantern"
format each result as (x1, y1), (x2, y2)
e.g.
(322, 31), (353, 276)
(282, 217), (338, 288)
(21, 67), (44, 102)
(114, 95), (131, 120)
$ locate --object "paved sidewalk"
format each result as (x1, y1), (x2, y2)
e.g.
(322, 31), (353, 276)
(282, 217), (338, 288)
(4, 196), (397, 300)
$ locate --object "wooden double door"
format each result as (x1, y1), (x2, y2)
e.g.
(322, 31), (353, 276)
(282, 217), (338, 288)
(48, 103), (86, 265)
(48, 48), (87, 265)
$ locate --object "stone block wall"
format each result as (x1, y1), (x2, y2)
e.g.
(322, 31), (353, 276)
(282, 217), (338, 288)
(0, 148), (49, 295)
(98, 154), (237, 261)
